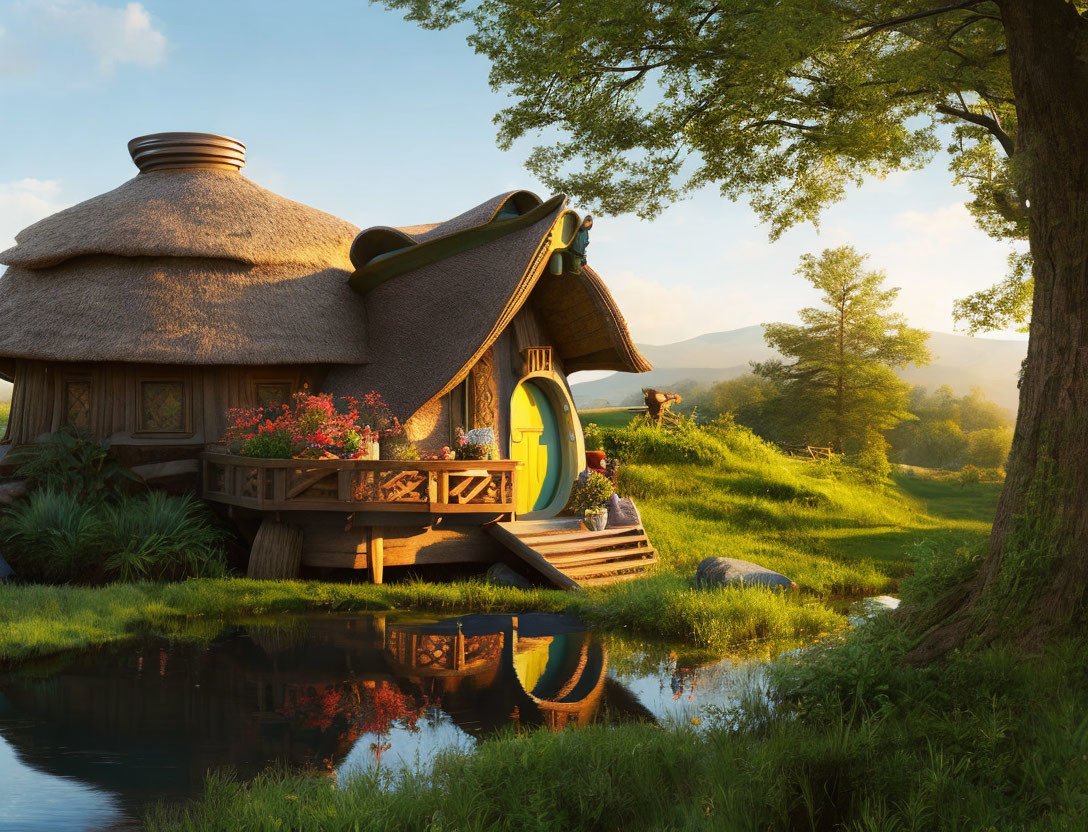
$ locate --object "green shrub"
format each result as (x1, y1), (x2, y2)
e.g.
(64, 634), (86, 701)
(582, 422), (604, 451)
(847, 429), (892, 485)
(381, 435), (420, 460)
(0, 489), (104, 583)
(240, 431), (294, 459)
(6, 427), (137, 502)
(569, 470), (615, 512)
(99, 492), (227, 582)
(899, 537), (985, 608)
(0, 490), (227, 584)
(958, 463), (983, 486)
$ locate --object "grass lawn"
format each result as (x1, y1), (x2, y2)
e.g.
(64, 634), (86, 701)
(578, 406), (641, 428)
(0, 423), (999, 666)
(0, 400), (8, 436)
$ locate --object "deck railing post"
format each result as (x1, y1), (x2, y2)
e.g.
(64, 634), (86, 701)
(368, 525), (384, 585)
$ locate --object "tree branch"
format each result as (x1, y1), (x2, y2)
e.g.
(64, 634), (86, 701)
(936, 102), (1015, 155)
(744, 119), (822, 132)
(846, 0), (993, 40)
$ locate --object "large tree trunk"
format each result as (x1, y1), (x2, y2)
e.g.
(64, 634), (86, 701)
(910, 0), (1088, 659)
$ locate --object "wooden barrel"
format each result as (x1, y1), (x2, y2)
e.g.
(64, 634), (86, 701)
(247, 520), (303, 580)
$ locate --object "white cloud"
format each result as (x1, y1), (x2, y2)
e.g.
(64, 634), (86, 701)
(605, 270), (761, 345)
(0, 1), (167, 78)
(0, 178), (68, 249)
(42, 1), (167, 71)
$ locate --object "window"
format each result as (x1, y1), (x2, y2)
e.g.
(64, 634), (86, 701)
(62, 379), (91, 427)
(136, 379), (190, 435)
(448, 375), (473, 445)
(254, 382), (293, 408)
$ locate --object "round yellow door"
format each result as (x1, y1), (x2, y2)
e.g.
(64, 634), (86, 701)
(510, 381), (562, 514)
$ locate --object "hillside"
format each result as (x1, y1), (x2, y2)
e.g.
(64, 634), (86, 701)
(571, 325), (1027, 412)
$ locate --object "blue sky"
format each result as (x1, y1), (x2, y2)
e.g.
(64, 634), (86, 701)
(0, 0), (1028, 351)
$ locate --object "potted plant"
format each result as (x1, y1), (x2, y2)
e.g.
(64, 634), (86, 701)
(570, 470), (615, 531)
(455, 427), (497, 461)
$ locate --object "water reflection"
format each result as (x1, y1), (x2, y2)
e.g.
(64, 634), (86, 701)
(0, 613), (662, 829)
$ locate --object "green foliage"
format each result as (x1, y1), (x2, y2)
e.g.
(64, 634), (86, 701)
(899, 538), (986, 609)
(967, 427), (1014, 469)
(0, 490), (226, 585)
(954, 250), (1034, 334)
(381, 437), (421, 460)
(581, 421), (604, 451)
(239, 431), (294, 459)
(0, 400), (9, 436)
(683, 373), (780, 435)
(847, 428), (892, 485)
(377, 0), (1027, 327)
(99, 493), (226, 582)
(0, 489), (104, 583)
(568, 470), (615, 512)
(889, 385), (1014, 470)
(6, 427), (137, 502)
(755, 247), (929, 451)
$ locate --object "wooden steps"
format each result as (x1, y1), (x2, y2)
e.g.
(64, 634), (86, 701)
(487, 519), (657, 590)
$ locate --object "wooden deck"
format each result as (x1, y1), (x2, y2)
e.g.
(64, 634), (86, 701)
(201, 453), (519, 516)
(488, 518), (658, 590)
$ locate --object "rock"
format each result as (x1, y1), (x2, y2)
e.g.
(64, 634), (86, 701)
(486, 562), (534, 589)
(0, 480), (27, 506)
(606, 493), (641, 528)
(696, 557), (797, 590)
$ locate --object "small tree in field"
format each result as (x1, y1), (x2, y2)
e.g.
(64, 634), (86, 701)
(754, 247), (930, 460)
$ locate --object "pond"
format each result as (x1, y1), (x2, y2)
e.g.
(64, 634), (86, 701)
(0, 612), (774, 831)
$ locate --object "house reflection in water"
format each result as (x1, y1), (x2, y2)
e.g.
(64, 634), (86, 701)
(0, 613), (651, 819)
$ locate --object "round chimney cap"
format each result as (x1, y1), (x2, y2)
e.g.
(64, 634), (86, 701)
(128, 132), (246, 173)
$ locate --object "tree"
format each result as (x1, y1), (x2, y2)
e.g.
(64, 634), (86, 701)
(753, 247), (929, 456)
(381, 0), (1088, 652)
(888, 385), (1012, 469)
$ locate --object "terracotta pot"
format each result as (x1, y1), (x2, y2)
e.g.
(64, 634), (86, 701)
(585, 450), (607, 472)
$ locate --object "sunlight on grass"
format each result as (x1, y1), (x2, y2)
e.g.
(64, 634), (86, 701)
(0, 422), (999, 666)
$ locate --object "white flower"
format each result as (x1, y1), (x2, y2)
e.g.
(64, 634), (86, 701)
(464, 428), (495, 446)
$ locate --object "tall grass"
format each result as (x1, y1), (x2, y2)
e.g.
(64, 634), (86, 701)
(0, 490), (226, 584)
(145, 626), (1088, 832)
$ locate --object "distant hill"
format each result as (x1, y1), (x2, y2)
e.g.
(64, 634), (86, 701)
(571, 326), (1027, 413)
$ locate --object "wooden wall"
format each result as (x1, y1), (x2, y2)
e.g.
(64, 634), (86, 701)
(3, 359), (315, 451)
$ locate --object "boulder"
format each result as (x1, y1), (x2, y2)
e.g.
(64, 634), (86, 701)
(696, 557), (797, 590)
(0, 480), (26, 506)
(485, 562), (534, 589)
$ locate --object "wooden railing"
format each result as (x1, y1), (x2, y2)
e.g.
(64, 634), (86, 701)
(781, 445), (835, 461)
(201, 454), (520, 515)
(525, 346), (553, 374)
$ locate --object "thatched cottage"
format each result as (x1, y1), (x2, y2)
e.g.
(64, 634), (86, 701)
(0, 133), (655, 587)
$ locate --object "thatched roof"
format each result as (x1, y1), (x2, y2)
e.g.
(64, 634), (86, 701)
(326, 191), (650, 420)
(0, 169), (358, 270)
(0, 133), (367, 366)
(0, 256), (367, 365)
